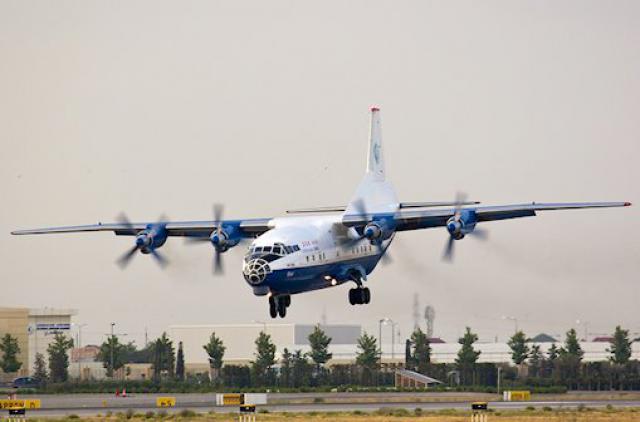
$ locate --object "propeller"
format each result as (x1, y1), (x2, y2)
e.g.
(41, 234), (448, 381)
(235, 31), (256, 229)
(185, 204), (231, 275)
(211, 203), (224, 275)
(344, 199), (393, 264)
(442, 192), (488, 262)
(116, 213), (169, 269)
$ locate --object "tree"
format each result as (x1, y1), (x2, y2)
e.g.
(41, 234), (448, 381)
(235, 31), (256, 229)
(355, 332), (379, 385)
(280, 348), (292, 387)
(33, 352), (48, 384)
(561, 329), (584, 360)
(405, 339), (414, 369)
(290, 349), (312, 387)
(176, 341), (185, 380)
(507, 331), (530, 365)
(609, 326), (632, 365)
(456, 327), (481, 385)
(556, 329), (583, 388)
(203, 332), (226, 381)
(151, 332), (175, 380)
(410, 328), (431, 374)
(528, 344), (544, 378)
(547, 343), (560, 361)
(47, 332), (74, 383)
(456, 327), (481, 367)
(97, 335), (125, 377)
(251, 331), (276, 386)
(0, 334), (22, 373)
(308, 325), (332, 372)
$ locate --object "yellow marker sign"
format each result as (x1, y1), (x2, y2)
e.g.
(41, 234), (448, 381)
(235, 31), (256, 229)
(222, 393), (243, 406)
(507, 391), (531, 401)
(156, 397), (176, 407)
(0, 399), (41, 409)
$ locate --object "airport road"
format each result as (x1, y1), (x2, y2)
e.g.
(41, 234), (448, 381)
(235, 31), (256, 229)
(7, 392), (640, 417)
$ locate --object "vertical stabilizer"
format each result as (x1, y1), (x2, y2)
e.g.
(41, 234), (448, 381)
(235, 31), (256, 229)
(366, 107), (385, 179)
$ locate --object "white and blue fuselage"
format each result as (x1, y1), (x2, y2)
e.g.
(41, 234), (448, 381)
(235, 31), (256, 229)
(242, 215), (393, 296)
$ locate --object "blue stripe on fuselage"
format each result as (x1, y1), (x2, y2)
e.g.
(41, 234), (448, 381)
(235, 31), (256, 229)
(253, 254), (382, 296)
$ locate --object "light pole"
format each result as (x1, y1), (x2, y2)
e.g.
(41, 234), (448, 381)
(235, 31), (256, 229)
(105, 323), (128, 379)
(576, 319), (589, 342)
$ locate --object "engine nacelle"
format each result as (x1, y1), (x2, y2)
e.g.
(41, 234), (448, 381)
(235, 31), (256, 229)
(210, 225), (241, 252)
(446, 210), (478, 240)
(136, 225), (168, 253)
(363, 223), (383, 240)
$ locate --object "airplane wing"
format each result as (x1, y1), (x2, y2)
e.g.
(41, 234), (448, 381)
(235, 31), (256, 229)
(342, 201), (631, 231)
(286, 201), (480, 214)
(11, 218), (273, 237)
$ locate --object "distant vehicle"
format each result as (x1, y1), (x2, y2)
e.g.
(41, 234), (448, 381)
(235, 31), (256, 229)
(11, 108), (631, 318)
(11, 377), (39, 389)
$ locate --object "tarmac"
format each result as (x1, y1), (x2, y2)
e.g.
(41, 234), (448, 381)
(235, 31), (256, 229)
(6, 392), (640, 417)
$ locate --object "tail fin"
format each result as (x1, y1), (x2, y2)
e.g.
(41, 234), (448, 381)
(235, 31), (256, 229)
(366, 107), (385, 179)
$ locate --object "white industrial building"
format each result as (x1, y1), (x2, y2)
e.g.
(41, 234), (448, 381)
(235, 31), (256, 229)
(168, 322), (640, 371)
(169, 323), (362, 371)
(0, 307), (76, 379)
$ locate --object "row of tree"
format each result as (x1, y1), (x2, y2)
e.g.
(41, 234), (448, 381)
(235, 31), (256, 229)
(3, 324), (636, 390)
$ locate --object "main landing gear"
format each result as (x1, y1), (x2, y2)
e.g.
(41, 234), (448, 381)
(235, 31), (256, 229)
(269, 295), (291, 318)
(348, 287), (370, 305)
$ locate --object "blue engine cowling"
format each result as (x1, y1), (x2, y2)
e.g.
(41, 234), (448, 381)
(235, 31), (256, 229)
(446, 209), (478, 240)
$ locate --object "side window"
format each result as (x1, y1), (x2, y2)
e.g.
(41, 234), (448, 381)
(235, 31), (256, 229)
(306, 256), (309, 262)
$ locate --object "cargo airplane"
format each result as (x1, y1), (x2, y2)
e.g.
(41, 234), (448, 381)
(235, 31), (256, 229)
(12, 108), (631, 318)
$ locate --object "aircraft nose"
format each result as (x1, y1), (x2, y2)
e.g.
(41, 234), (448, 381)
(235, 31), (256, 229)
(242, 258), (271, 285)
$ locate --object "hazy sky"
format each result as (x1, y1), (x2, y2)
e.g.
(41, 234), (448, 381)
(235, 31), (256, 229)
(1, 1), (638, 348)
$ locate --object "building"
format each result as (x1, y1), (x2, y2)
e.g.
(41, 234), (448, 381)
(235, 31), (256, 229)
(0, 307), (76, 378)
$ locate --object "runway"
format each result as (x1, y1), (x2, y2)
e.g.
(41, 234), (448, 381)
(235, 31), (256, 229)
(9, 392), (640, 417)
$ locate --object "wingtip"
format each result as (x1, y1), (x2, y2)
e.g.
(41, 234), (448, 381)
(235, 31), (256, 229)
(370, 106), (380, 112)
(624, 202), (632, 206)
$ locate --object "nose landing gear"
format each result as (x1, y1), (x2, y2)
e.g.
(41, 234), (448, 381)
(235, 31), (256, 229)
(269, 295), (291, 318)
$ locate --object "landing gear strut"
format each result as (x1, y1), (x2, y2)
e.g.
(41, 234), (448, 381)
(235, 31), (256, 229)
(269, 295), (291, 318)
(349, 287), (370, 305)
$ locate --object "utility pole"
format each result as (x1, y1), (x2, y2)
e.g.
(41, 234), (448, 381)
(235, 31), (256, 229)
(110, 322), (115, 378)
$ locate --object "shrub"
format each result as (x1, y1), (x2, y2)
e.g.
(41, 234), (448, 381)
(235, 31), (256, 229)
(313, 397), (324, 403)
(526, 406), (535, 411)
(144, 411), (155, 418)
(67, 415), (79, 419)
(543, 406), (553, 411)
(126, 408), (135, 419)
(178, 409), (196, 418)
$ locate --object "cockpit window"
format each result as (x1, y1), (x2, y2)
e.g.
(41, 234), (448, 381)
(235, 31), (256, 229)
(245, 243), (300, 260)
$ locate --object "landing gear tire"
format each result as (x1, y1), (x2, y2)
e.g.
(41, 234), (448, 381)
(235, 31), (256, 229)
(269, 297), (277, 319)
(349, 288), (370, 305)
(348, 289), (356, 305)
(277, 299), (287, 318)
(363, 287), (371, 304)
